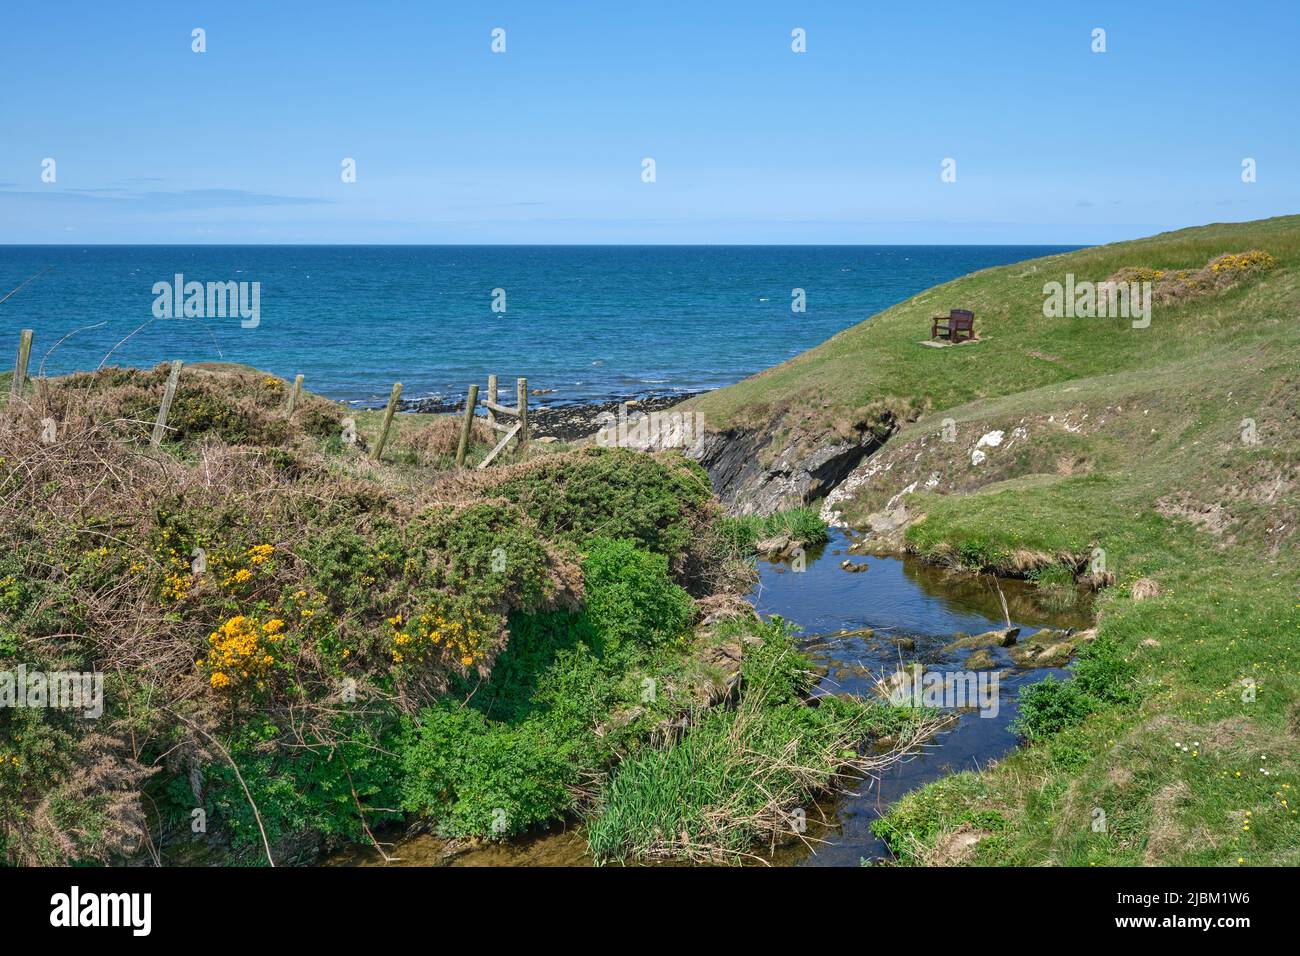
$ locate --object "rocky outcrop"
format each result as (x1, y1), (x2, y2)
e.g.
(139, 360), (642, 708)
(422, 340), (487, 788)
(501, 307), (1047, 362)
(855, 504), (915, 550)
(691, 424), (887, 516)
(818, 407), (1114, 530)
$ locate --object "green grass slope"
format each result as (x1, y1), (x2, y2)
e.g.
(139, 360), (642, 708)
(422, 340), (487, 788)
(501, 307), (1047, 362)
(693, 215), (1298, 433)
(696, 215), (1300, 865)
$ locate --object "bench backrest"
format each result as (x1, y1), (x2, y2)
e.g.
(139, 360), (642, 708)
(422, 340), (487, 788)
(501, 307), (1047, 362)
(950, 309), (974, 328)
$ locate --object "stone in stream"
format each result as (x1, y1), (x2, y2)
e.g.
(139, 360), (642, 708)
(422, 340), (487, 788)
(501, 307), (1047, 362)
(755, 535), (801, 560)
(839, 559), (869, 573)
(965, 648), (997, 670)
(833, 626), (875, 640)
(1008, 629), (1077, 668)
(876, 664), (925, 701)
(942, 627), (1019, 652)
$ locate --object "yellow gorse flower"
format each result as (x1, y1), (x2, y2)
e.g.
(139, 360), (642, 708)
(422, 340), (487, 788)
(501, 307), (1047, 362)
(387, 604), (495, 669)
(162, 570), (191, 602)
(201, 614), (285, 691)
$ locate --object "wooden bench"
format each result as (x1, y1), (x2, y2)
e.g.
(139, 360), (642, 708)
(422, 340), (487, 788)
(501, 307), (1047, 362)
(931, 308), (975, 343)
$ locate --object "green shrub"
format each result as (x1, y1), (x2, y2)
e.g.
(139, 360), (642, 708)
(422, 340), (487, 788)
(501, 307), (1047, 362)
(736, 615), (813, 704)
(453, 611), (599, 724)
(197, 713), (404, 858)
(1012, 634), (1138, 740)
(401, 614), (638, 839)
(581, 538), (693, 654)
(400, 701), (578, 838)
(1071, 634), (1139, 704)
(1012, 676), (1094, 741)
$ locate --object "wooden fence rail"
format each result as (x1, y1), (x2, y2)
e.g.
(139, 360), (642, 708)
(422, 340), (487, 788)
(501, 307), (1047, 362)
(464, 375), (529, 469)
(5, 334), (536, 472)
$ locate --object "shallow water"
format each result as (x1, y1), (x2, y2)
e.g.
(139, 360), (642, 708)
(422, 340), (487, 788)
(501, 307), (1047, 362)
(328, 530), (1091, 867)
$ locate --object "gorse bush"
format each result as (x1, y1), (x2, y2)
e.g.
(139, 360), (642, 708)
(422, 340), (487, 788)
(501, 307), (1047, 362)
(411, 501), (567, 612)
(52, 364), (342, 448)
(464, 447), (716, 565)
(0, 367), (722, 863)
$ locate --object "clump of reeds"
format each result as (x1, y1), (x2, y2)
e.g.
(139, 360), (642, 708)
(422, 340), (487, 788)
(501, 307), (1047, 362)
(585, 637), (950, 864)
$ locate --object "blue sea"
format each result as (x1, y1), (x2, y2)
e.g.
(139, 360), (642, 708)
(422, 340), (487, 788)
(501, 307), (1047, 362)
(0, 246), (1077, 408)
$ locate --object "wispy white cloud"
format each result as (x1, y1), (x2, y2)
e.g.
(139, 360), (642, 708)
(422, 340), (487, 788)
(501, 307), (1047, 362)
(0, 186), (329, 210)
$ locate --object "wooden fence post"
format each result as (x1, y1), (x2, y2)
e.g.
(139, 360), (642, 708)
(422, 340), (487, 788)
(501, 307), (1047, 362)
(10, 329), (33, 402)
(150, 360), (184, 447)
(455, 383), (480, 468)
(486, 374), (498, 428)
(285, 374), (304, 417)
(372, 382), (402, 461)
(516, 377), (529, 458)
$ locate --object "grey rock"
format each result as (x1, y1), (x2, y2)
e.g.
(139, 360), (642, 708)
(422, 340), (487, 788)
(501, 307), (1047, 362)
(943, 627), (1019, 652)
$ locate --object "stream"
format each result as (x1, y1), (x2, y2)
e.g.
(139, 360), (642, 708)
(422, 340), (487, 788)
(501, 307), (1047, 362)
(328, 529), (1092, 867)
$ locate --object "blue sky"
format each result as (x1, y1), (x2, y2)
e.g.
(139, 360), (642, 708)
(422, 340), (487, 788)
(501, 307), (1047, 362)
(2, 0), (1296, 244)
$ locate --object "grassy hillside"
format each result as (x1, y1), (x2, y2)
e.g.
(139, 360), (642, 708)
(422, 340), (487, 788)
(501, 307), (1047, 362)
(692, 215), (1298, 434)
(697, 215), (1300, 865)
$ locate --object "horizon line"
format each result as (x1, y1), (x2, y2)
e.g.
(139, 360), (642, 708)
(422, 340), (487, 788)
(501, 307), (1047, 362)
(0, 241), (1090, 248)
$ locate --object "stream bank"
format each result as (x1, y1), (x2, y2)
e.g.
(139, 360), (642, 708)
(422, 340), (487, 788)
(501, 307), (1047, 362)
(327, 529), (1092, 867)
